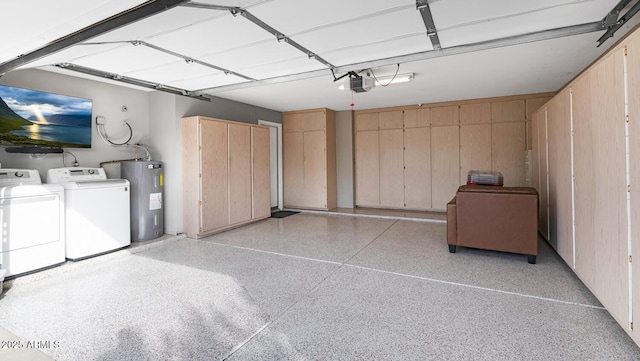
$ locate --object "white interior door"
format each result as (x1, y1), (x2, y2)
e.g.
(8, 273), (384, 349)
(269, 126), (278, 208)
(259, 120), (283, 210)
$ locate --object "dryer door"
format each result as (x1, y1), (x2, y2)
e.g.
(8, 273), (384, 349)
(0, 193), (62, 252)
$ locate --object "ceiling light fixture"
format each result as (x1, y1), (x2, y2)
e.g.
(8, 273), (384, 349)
(375, 72), (415, 86)
(338, 73), (414, 90)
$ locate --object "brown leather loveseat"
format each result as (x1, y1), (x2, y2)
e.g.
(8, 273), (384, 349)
(447, 185), (539, 264)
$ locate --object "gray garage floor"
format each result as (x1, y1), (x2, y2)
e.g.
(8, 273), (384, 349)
(0, 212), (638, 360)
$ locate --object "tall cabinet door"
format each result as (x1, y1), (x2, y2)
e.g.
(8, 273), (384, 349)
(538, 109), (550, 240)
(252, 126), (271, 219)
(284, 132), (304, 207)
(355, 130), (380, 207)
(379, 129), (404, 208)
(431, 126), (460, 210)
(531, 107), (549, 238)
(404, 127), (431, 209)
(628, 33), (640, 346)
(575, 50), (628, 328)
(459, 124), (491, 184)
(228, 124), (252, 225)
(200, 120), (229, 232)
(492, 122), (526, 186)
(546, 90), (573, 263)
(304, 130), (327, 208)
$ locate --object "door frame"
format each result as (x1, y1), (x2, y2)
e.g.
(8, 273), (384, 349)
(258, 120), (283, 210)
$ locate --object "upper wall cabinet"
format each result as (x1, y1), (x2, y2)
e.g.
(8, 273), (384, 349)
(403, 108), (430, 128)
(460, 103), (491, 125)
(283, 108), (337, 210)
(491, 100), (525, 123)
(430, 106), (459, 127)
(182, 116), (270, 239)
(354, 112), (379, 131)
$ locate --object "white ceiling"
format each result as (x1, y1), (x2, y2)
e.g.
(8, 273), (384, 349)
(2, 0), (639, 112)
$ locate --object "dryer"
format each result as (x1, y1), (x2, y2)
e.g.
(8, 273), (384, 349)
(47, 167), (130, 260)
(0, 169), (65, 277)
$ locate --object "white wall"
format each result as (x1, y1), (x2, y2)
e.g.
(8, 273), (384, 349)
(149, 92), (178, 234)
(0, 69), (151, 179)
(0, 68), (282, 237)
(175, 95), (282, 125)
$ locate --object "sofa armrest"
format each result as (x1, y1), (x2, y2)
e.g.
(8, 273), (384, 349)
(446, 196), (457, 247)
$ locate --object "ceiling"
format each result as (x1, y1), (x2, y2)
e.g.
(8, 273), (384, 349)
(1, 0), (639, 112)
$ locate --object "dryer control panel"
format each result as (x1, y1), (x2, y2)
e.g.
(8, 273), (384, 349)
(47, 167), (107, 183)
(0, 169), (42, 185)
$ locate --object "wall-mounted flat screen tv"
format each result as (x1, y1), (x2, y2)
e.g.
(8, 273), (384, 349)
(0, 84), (92, 148)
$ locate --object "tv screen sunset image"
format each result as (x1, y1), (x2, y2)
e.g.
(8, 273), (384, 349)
(0, 84), (92, 148)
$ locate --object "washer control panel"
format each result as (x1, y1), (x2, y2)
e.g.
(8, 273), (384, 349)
(0, 169), (42, 185)
(47, 167), (107, 183)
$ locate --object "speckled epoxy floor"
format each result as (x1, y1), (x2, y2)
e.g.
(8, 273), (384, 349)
(0, 213), (638, 360)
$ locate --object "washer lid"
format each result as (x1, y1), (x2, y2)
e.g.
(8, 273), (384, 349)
(0, 183), (63, 196)
(47, 167), (107, 183)
(60, 179), (129, 189)
(0, 169), (42, 185)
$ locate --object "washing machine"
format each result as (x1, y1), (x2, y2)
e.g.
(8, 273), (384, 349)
(0, 169), (65, 277)
(47, 167), (130, 261)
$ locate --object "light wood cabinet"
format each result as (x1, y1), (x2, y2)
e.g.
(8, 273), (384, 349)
(431, 106), (459, 126)
(355, 110), (432, 210)
(355, 130), (380, 207)
(431, 125), (460, 210)
(491, 100), (525, 123)
(404, 127), (431, 209)
(354, 94), (551, 211)
(403, 108), (430, 128)
(182, 116), (270, 238)
(229, 123), (252, 225)
(530, 27), (640, 346)
(283, 108), (337, 210)
(573, 49), (628, 330)
(379, 111), (403, 129)
(283, 132), (304, 206)
(303, 130), (328, 208)
(546, 89), (573, 264)
(355, 112), (379, 131)
(531, 105), (549, 239)
(460, 103), (491, 125)
(628, 32), (640, 346)
(459, 124), (491, 185)
(379, 128), (404, 208)
(492, 122), (526, 187)
(526, 97), (552, 149)
(199, 120), (229, 232)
